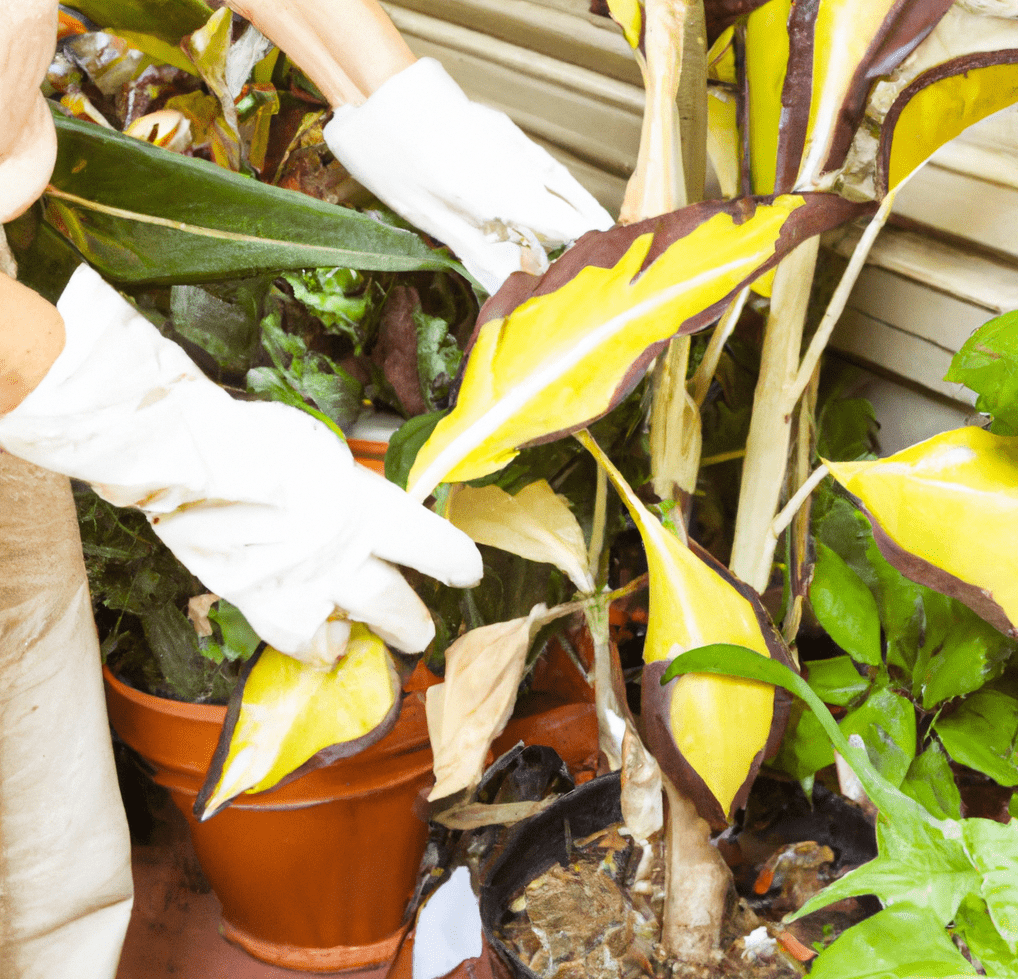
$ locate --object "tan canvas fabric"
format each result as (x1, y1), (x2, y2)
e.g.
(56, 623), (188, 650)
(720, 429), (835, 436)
(0, 452), (132, 978)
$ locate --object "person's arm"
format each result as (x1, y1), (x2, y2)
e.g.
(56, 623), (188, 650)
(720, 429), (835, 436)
(0, 273), (64, 415)
(227, 0), (415, 103)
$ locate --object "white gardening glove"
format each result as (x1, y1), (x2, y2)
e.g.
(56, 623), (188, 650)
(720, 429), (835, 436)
(324, 57), (615, 294)
(0, 265), (482, 663)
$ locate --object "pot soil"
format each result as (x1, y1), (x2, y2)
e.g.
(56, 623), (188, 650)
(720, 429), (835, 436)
(479, 773), (875, 979)
(104, 663), (435, 971)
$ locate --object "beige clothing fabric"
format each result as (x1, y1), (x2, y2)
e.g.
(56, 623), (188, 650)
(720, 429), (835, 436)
(0, 452), (132, 978)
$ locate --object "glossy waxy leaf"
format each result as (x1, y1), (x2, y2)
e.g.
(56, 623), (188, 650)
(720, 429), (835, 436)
(605, 0), (642, 49)
(408, 193), (866, 499)
(810, 540), (882, 667)
(933, 689), (1018, 788)
(580, 433), (786, 828)
(744, 0), (790, 195)
(809, 903), (976, 979)
(44, 112), (460, 284)
(918, 613), (1013, 711)
(840, 684), (916, 789)
(195, 624), (400, 819)
(824, 427), (1018, 639)
(446, 481), (593, 593)
(945, 309), (1018, 436)
(69, 0), (212, 43)
(806, 655), (870, 707)
(769, 701), (834, 782)
(952, 893), (1018, 979)
(899, 741), (962, 821)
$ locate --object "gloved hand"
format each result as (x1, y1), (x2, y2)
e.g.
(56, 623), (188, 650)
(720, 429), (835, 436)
(0, 265), (482, 664)
(324, 57), (615, 294)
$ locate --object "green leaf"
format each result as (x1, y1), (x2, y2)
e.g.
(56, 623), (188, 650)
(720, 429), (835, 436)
(900, 741), (962, 821)
(811, 541), (883, 666)
(840, 684), (916, 788)
(919, 613), (1014, 710)
(816, 395), (879, 463)
(806, 655), (871, 707)
(282, 268), (371, 349)
(810, 903), (976, 979)
(45, 111), (460, 285)
(962, 818), (1018, 946)
(769, 701), (836, 781)
(170, 283), (262, 372)
(945, 310), (1018, 435)
(141, 601), (210, 703)
(69, 0), (212, 43)
(934, 689), (1018, 787)
(414, 306), (462, 412)
(205, 600), (262, 664)
(385, 411), (447, 490)
(952, 894), (1018, 978)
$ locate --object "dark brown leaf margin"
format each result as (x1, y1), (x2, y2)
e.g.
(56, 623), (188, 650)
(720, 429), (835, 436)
(775, 0), (953, 191)
(862, 503), (1017, 640)
(193, 644), (404, 820)
(452, 193), (871, 430)
(874, 50), (1018, 198)
(641, 542), (795, 832)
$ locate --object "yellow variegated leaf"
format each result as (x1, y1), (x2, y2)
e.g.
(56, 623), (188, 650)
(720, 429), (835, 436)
(578, 431), (776, 823)
(606, 0), (643, 49)
(427, 605), (548, 801)
(447, 481), (594, 593)
(789, 0), (953, 188)
(706, 87), (740, 199)
(825, 427), (1018, 637)
(194, 624), (399, 819)
(408, 194), (861, 501)
(745, 0), (790, 195)
(880, 57), (1018, 193)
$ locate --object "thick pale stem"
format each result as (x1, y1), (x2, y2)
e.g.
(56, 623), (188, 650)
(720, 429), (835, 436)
(649, 337), (702, 500)
(588, 459), (608, 581)
(770, 463), (829, 542)
(660, 776), (731, 963)
(729, 235), (820, 592)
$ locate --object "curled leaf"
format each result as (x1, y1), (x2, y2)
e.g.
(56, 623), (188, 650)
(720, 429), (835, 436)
(195, 624), (400, 819)
(824, 427), (1018, 637)
(446, 481), (593, 593)
(427, 605), (548, 802)
(579, 431), (789, 828)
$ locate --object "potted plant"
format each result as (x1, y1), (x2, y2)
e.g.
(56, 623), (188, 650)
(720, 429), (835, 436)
(11, 0), (1018, 974)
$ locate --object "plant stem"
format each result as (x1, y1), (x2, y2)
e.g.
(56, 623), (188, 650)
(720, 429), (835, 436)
(588, 458), (608, 582)
(789, 190), (897, 407)
(729, 235), (820, 592)
(770, 463), (829, 540)
(690, 286), (749, 409)
(584, 598), (623, 770)
(660, 775), (732, 962)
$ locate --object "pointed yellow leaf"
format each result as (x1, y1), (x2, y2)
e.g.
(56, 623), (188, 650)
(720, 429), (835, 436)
(408, 194), (865, 501)
(195, 624), (399, 819)
(578, 431), (783, 826)
(447, 481), (594, 593)
(825, 427), (1018, 637)
(880, 57), (1018, 194)
(427, 605), (548, 801)
(606, 0), (643, 49)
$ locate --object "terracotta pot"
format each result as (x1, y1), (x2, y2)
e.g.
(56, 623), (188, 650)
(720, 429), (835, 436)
(104, 664), (434, 972)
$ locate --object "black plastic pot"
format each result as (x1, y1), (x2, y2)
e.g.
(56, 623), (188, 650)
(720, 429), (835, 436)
(480, 771), (623, 979)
